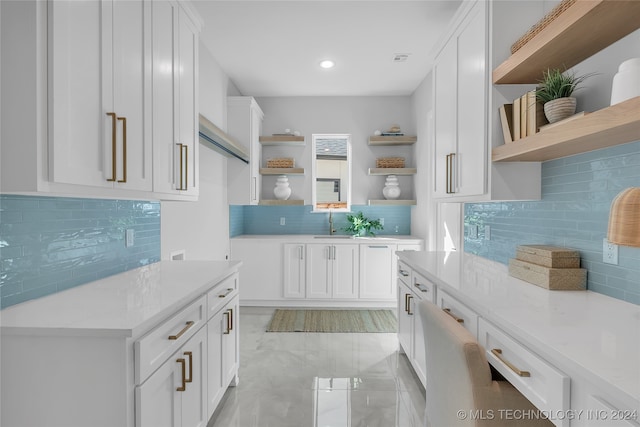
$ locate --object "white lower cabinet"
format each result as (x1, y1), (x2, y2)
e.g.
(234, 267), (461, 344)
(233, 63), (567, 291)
(283, 243), (306, 298)
(397, 263), (434, 388)
(436, 289), (478, 338)
(136, 326), (208, 427)
(306, 244), (359, 299)
(360, 244), (397, 299)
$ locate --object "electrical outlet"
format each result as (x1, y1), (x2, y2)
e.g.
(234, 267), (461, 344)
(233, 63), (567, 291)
(380, 218), (385, 226)
(469, 224), (478, 239)
(280, 217), (286, 226)
(603, 238), (619, 265)
(484, 225), (491, 240)
(125, 229), (135, 247)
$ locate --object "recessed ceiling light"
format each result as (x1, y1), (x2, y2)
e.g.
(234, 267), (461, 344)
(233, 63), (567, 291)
(319, 60), (335, 69)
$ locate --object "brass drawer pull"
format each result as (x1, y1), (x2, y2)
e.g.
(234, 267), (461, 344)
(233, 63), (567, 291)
(491, 348), (531, 377)
(168, 321), (195, 340)
(223, 310), (231, 334)
(442, 308), (464, 323)
(218, 288), (234, 298)
(414, 283), (429, 293)
(399, 269), (410, 277)
(176, 358), (186, 391)
(407, 295), (414, 315)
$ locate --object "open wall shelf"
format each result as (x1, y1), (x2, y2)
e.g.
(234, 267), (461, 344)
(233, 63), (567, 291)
(259, 199), (304, 206)
(368, 168), (416, 176)
(492, 97), (640, 162)
(259, 136), (305, 146)
(368, 199), (416, 206)
(492, 0), (640, 84)
(259, 168), (305, 175)
(368, 136), (417, 146)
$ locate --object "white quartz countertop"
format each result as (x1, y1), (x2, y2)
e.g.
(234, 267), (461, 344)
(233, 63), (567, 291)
(0, 260), (241, 338)
(397, 251), (640, 407)
(231, 234), (423, 243)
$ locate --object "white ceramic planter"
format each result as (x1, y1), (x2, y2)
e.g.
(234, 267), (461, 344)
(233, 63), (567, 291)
(543, 97), (576, 123)
(611, 58), (640, 105)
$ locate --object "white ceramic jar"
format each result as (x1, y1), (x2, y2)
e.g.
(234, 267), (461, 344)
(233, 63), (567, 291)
(610, 58), (640, 105)
(274, 175), (292, 200)
(382, 175), (401, 200)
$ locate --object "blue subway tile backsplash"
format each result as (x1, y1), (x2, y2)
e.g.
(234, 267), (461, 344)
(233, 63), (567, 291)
(0, 195), (161, 309)
(229, 205), (411, 237)
(464, 141), (640, 305)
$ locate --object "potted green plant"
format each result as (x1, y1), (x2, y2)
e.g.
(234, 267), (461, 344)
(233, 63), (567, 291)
(536, 68), (594, 123)
(344, 212), (383, 237)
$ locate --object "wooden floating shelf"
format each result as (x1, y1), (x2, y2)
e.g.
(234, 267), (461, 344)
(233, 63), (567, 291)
(493, 0), (640, 84)
(492, 97), (640, 162)
(259, 135), (305, 146)
(368, 199), (417, 206)
(368, 136), (417, 146)
(368, 168), (417, 176)
(259, 199), (304, 206)
(259, 168), (305, 175)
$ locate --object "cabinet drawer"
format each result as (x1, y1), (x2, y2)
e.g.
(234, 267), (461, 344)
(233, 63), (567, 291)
(398, 261), (412, 287)
(587, 396), (640, 427)
(478, 318), (571, 427)
(437, 290), (478, 337)
(207, 273), (239, 320)
(412, 271), (435, 303)
(135, 295), (207, 384)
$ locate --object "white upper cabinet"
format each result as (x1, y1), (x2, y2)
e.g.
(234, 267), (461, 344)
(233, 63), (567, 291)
(227, 97), (264, 205)
(152, 0), (200, 200)
(49, 0), (151, 191)
(432, 1), (541, 202)
(0, 0), (201, 200)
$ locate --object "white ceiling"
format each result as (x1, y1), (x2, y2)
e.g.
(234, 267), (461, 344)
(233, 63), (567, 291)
(192, 0), (462, 97)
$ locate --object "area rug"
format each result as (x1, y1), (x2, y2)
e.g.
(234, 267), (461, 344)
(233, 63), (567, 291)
(266, 309), (397, 333)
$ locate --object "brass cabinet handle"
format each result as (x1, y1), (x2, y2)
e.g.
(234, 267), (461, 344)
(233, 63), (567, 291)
(177, 143), (185, 190)
(218, 288), (234, 298)
(184, 351), (193, 383)
(442, 308), (464, 323)
(184, 144), (188, 189)
(117, 116), (127, 183)
(407, 295), (414, 315)
(106, 112), (117, 182)
(491, 348), (531, 377)
(445, 153), (456, 194)
(298, 246), (304, 260)
(399, 269), (409, 277)
(223, 310), (231, 334)
(228, 308), (234, 331)
(176, 358), (186, 391)
(168, 321), (195, 340)
(445, 154), (450, 193)
(404, 293), (411, 313)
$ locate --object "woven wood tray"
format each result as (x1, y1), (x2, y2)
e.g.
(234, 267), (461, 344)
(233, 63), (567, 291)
(376, 157), (405, 168)
(516, 245), (580, 268)
(266, 158), (294, 168)
(511, 0), (576, 54)
(509, 258), (586, 290)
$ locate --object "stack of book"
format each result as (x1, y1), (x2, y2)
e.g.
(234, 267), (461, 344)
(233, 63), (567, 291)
(498, 90), (548, 144)
(508, 245), (586, 290)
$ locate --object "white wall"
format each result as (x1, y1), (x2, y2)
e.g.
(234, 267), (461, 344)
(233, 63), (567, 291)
(160, 43), (240, 261)
(255, 96), (415, 206)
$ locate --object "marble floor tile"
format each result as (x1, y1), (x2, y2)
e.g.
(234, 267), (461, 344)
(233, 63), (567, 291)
(208, 307), (426, 427)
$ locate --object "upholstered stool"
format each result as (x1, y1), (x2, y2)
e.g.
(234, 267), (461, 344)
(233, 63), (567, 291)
(418, 300), (553, 427)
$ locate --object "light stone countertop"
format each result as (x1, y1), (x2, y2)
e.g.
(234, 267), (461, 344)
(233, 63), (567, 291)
(231, 234), (423, 243)
(0, 260), (242, 338)
(398, 250), (640, 409)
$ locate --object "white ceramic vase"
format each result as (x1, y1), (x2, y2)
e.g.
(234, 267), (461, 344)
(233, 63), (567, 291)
(610, 58), (640, 105)
(382, 175), (401, 200)
(543, 97), (576, 123)
(274, 175), (291, 200)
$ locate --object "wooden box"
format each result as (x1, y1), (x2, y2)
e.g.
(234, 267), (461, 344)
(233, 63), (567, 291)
(266, 157), (294, 168)
(516, 245), (580, 268)
(509, 258), (586, 290)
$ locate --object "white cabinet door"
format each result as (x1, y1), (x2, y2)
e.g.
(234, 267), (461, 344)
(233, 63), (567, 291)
(359, 244), (396, 299)
(306, 244), (332, 299)
(284, 244), (306, 298)
(432, 1), (487, 199)
(137, 326), (207, 427)
(152, 1), (199, 199)
(227, 97), (263, 205)
(432, 34), (458, 198)
(332, 244), (359, 299)
(397, 281), (413, 357)
(455, 3), (487, 197)
(207, 295), (239, 418)
(49, 0), (151, 191)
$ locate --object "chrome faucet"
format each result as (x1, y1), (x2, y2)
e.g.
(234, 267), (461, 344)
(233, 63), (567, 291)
(329, 211), (336, 235)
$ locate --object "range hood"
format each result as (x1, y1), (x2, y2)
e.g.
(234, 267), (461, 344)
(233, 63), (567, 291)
(198, 114), (249, 163)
